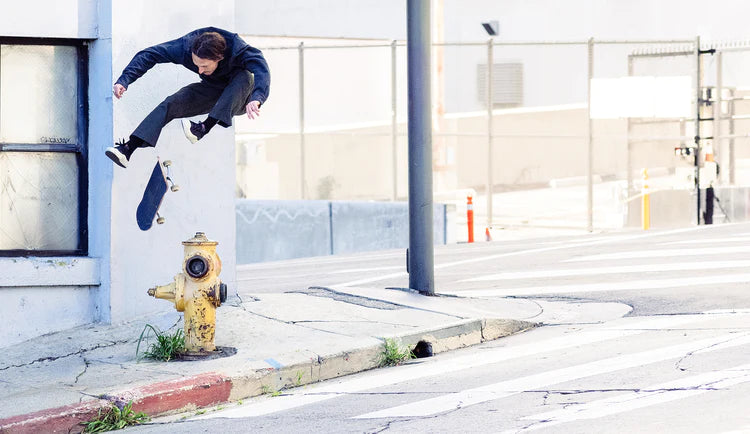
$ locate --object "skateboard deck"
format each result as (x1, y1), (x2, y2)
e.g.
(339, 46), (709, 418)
(136, 159), (173, 231)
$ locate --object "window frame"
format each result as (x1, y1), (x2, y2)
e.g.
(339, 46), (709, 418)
(0, 37), (89, 257)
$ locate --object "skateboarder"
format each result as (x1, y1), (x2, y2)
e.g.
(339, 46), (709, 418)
(106, 27), (270, 168)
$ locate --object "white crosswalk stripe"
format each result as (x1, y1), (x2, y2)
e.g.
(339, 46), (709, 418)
(460, 260), (750, 282)
(445, 273), (750, 297)
(353, 332), (750, 419)
(565, 245), (750, 262)
(506, 363), (750, 433)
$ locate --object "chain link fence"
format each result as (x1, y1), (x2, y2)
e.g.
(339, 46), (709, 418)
(235, 36), (750, 240)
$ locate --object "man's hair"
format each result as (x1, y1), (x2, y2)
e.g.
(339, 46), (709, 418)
(191, 32), (227, 60)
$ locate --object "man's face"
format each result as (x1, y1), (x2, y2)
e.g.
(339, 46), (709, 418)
(192, 54), (222, 75)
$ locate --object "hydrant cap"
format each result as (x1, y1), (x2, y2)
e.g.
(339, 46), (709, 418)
(182, 232), (218, 247)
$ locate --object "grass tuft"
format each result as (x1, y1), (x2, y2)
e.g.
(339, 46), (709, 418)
(135, 324), (185, 362)
(380, 338), (415, 366)
(81, 401), (149, 433)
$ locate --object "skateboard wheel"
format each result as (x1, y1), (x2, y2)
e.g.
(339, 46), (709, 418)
(171, 185), (180, 192)
(157, 217), (166, 224)
(163, 160), (172, 167)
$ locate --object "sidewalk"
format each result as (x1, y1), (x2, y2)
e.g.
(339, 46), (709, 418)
(0, 283), (549, 434)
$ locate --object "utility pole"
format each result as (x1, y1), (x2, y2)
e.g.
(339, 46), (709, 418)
(406, 0), (435, 295)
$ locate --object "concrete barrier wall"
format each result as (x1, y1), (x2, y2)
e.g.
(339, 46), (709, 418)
(236, 200), (448, 264)
(626, 186), (750, 228)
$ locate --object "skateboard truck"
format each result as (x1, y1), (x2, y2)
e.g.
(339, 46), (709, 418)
(163, 160), (180, 193)
(155, 160), (180, 225)
(136, 158), (179, 230)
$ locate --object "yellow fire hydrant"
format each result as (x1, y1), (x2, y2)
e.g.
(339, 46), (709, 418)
(147, 232), (227, 355)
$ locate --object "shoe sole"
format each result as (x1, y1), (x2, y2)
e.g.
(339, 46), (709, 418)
(105, 147), (128, 168)
(181, 119), (199, 144)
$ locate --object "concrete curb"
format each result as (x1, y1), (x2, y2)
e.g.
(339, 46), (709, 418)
(0, 318), (536, 433)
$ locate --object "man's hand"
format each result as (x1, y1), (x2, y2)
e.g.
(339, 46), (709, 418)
(113, 83), (127, 99)
(246, 101), (261, 120)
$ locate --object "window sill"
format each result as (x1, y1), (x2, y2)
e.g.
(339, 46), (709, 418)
(0, 257), (100, 287)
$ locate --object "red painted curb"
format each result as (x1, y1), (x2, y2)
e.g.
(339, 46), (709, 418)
(0, 372), (232, 434)
(119, 372), (232, 415)
(0, 400), (109, 434)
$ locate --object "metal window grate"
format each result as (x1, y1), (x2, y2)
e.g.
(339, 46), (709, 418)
(477, 62), (524, 107)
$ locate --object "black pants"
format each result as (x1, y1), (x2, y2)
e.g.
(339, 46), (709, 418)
(132, 70), (254, 146)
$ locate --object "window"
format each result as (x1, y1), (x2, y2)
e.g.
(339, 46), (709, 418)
(477, 62), (524, 108)
(0, 39), (88, 256)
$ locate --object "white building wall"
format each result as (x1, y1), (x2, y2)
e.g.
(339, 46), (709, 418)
(109, 0), (237, 323)
(236, 0), (750, 44)
(0, 1), (108, 347)
(1, 0), (239, 347)
(0, 0), (98, 38)
(235, 0), (750, 115)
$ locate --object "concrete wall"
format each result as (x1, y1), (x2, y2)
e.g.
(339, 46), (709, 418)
(235, 0), (750, 115)
(109, 1), (237, 323)
(235, 1), (750, 47)
(236, 200), (450, 264)
(237, 106), (643, 200)
(626, 186), (750, 228)
(1, 0), (239, 347)
(0, 1), (109, 347)
(0, 0), (98, 38)
(235, 1), (406, 40)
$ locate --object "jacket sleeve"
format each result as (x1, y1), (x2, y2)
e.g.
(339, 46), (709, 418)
(115, 37), (185, 88)
(240, 48), (271, 106)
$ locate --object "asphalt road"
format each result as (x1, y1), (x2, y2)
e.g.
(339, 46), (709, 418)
(128, 222), (750, 433)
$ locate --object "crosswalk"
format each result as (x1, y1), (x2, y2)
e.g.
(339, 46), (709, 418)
(197, 229), (750, 431)
(199, 312), (750, 430)
(444, 234), (750, 298)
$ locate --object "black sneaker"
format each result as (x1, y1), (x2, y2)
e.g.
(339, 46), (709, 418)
(105, 139), (134, 168)
(181, 119), (206, 144)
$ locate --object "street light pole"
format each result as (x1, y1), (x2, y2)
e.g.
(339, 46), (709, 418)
(407, 0), (435, 295)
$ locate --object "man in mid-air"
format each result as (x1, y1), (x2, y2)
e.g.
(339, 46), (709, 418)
(106, 27), (270, 168)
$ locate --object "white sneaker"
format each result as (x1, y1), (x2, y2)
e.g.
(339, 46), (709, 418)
(105, 141), (132, 168)
(181, 119), (202, 144)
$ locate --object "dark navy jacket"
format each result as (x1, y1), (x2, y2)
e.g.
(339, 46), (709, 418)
(115, 27), (270, 105)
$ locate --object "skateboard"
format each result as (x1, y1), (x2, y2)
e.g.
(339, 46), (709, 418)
(136, 159), (179, 231)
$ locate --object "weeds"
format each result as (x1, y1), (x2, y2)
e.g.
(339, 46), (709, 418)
(380, 338), (415, 366)
(81, 401), (149, 432)
(295, 370), (304, 386)
(261, 385), (282, 397)
(136, 324), (185, 362)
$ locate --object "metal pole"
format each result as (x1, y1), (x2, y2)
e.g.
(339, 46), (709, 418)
(298, 41), (306, 200)
(486, 37), (494, 230)
(729, 88), (736, 184)
(391, 40), (398, 201)
(627, 55), (633, 195)
(407, 0), (434, 295)
(586, 37), (594, 233)
(716, 50), (724, 184)
(694, 36), (702, 225)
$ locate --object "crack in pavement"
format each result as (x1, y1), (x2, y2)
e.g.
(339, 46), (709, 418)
(74, 357), (91, 384)
(0, 340), (131, 371)
(524, 386), (723, 395)
(674, 333), (745, 371)
(291, 320), (417, 328)
(232, 293), (416, 339)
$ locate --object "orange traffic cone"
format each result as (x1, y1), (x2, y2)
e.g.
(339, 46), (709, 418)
(704, 142), (714, 162)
